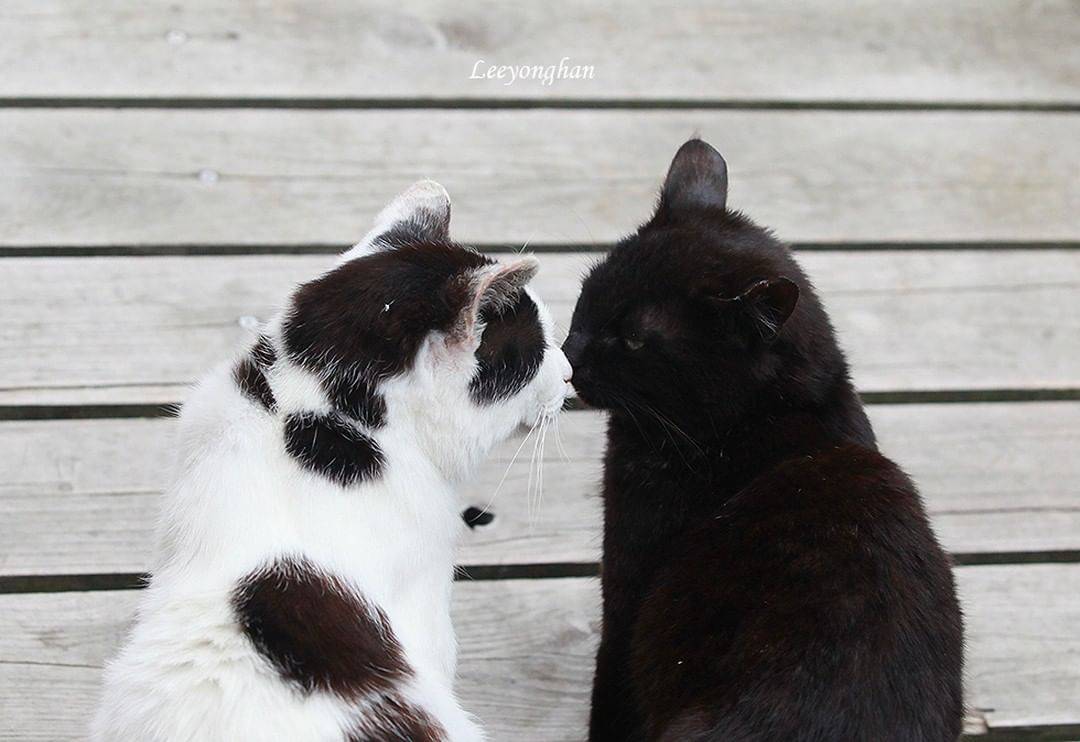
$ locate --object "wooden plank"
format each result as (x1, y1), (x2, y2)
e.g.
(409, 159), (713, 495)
(0, 250), (1077, 407)
(2, 110), (1077, 246)
(1, 1), (1076, 104)
(960, 566), (1080, 732)
(0, 413), (604, 577)
(3, 402), (1078, 577)
(2, 566), (1078, 739)
(878, 403), (1080, 558)
(0, 578), (598, 741)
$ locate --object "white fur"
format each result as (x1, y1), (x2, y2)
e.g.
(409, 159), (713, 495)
(92, 183), (572, 742)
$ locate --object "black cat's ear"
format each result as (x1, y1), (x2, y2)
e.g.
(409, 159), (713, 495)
(340, 180), (452, 262)
(715, 277), (799, 342)
(661, 139), (728, 214)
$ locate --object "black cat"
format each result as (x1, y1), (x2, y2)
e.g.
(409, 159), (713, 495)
(563, 139), (963, 742)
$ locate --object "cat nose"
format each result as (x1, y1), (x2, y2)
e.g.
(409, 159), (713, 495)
(558, 353), (573, 383)
(561, 331), (589, 369)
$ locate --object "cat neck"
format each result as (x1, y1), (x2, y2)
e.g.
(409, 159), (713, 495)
(257, 342), (487, 487)
(165, 362), (465, 595)
(606, 365), (874, 503)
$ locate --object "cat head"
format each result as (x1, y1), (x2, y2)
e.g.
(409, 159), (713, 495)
(563, 139), (841, 427)
(279, 181), (572, 481)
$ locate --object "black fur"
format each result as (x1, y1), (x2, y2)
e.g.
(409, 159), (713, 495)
(282, 242), (489, 381)
(232, 556), (410, 698)
(283, 412), (385, 487)
(251, 334), (277, 368)
(346, 695), (448, 742)
(565, 139), (963, 742)
(233, 335), (278, 412)
(469, 291), (546, 404)
(233, 358), (276, 412)
(461, 506), (495, 529)
(328, 376), (388, 429)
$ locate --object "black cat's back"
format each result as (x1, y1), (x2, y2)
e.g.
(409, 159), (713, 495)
(632, 444), (963, 741)
(566, 139), (963, 741)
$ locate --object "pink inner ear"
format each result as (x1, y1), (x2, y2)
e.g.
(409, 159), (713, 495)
(455, 257), (540, 343)
(473, 258), (539, 314)
(478, 259), (539, 311)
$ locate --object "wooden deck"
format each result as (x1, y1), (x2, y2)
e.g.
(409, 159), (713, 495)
(1, 2), (1078, 740)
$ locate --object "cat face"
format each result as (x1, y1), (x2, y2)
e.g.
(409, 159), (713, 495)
(563, 140), (823, 423)
(281, 181), (571, 479)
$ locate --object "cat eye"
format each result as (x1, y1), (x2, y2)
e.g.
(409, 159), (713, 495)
(623, 336), (645, 351)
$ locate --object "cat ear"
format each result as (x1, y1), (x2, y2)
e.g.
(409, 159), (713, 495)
(714, 277), (799, 343)
(455, 256), (540, 343)
(661, 138), (728, 213)
(339, 180), (452, 262)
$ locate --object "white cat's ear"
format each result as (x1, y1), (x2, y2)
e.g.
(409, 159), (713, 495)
(339, 180), (451, 263)
(454, 255), (540, 343)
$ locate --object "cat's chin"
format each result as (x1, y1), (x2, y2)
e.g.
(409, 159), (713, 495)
(567, 383), (606, 411)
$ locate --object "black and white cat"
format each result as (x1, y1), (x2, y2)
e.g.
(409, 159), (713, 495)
(564, 141), (963, 741)
(93, 181), (572, 741)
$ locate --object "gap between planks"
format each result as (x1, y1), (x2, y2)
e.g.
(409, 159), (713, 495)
(3, 390), (1080, 422)
(8, 550), (1080, 596)
(2, 98), (1079, 112)
(1, 241), (1079, 258)
(2, 567), (1079, 740)
(0, 563), (604, 595)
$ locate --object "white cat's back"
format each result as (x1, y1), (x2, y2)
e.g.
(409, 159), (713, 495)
(93, 364), (473, 741)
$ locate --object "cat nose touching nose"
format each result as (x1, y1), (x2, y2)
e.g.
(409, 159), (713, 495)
(561, 331), (589, 370)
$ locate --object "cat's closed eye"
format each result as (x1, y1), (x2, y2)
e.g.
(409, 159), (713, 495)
(623, 335), (645, 351)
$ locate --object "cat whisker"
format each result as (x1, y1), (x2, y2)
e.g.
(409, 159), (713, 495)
(536, 415), (551, 521)
(618, 393), (700, 450)
(609, 390), (698, 470)
(478, 415), (541, 518)
(525, 416), (541, 526)
(527, 413), (549, 528)
(552, 412), (572, 463)
(600, 386), (657, 456)
(641, 401), (704, 455)
(515, 231), (536, 254)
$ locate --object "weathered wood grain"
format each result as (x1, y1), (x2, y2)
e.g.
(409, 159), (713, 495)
(3, 110), (1078, 246)
(0, 578), (599, 741)
(1, 0), (1076, 103)
(2, 567), (1078, 739)
(0, 251), (1076, 407)
(3, 402), (1078, 577)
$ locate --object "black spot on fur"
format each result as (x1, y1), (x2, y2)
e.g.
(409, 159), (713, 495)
(328, 376), (388, 429)
(233, 358), (276, 411)
(233, 335), (278, 412)
(346, 695), (448, 742)
(251, 334), (277, 368)
(232, 556), (410, 699)
(469, 291), (546, 404)
(283, 242), (489, 381)
(283, 412), (384, 487)
(462, 506), (495, 529)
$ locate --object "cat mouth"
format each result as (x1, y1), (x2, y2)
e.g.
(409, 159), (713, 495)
(568, 381), (603, 410)
(541, 383), (574, 416)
